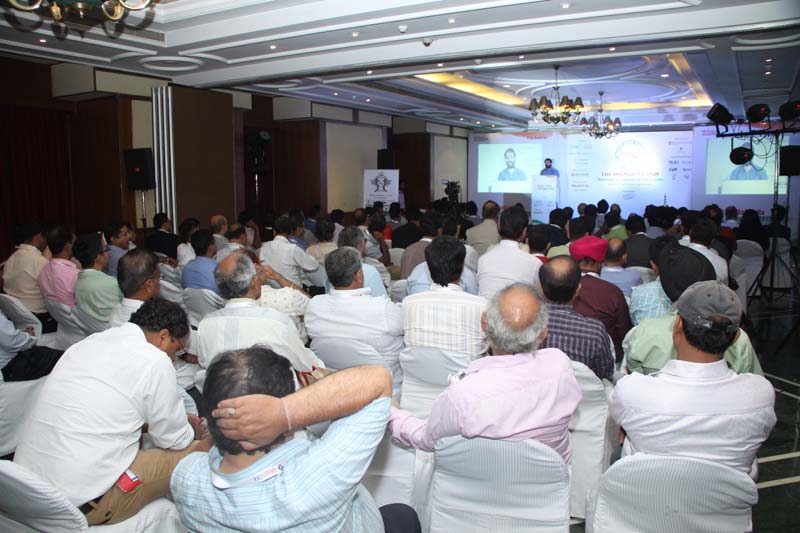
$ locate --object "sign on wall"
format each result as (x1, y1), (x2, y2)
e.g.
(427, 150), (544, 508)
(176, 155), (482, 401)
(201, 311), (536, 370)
(363, 169), (400, 207)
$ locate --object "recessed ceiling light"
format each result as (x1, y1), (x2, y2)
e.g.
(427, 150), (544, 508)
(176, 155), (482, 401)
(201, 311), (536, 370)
(765, 71), (772, 76)
(269, 45), (277, 50)
(491, 124), (496, 127)
(437, 63), (444, 67)
(561, 2), (571, 8)
(39, 38), (47, 43)
(608, 47), (616, 51)
(476, 121), (481, 124)
(518, 55), (525, 59)
(366, 98), (371, 102)
(681, 96), (687, 99)
(351, 31), (359, 37)
(459, 117), (464, 121)
(660, 73), (670, 78)
(366, 70), (373, 74)
(766, 58), (773, 63)
(448, 18), (455, 23)
(333, 92), (339, 96)
(503, 84), (511, 88)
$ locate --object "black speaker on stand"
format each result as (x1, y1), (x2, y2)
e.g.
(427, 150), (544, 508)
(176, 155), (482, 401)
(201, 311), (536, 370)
(124, 148), (156, 229)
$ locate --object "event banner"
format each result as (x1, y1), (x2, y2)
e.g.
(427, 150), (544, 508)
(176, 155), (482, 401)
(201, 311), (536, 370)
(363, 169), (399, 207)
(530, 172), (558, 222)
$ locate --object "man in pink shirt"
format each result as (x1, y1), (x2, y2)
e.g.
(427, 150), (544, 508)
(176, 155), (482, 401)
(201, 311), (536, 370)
(38, 224), (81, 308)
(389, 282), (582, 462)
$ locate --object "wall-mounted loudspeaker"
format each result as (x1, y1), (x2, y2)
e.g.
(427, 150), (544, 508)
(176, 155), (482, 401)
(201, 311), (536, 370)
(124, 148), (156, 190)
(780, 146), (800, 176)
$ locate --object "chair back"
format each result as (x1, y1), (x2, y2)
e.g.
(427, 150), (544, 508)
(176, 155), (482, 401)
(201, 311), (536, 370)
(44, 299), (86, 350)
(430, 436), (570, 532)
(310, 337), (401, 396)
(0, 459), (86, 531)
(0, 376), (47, 457)
(586, 453), (757, 533)
(568, 361), (617, 519)
(390, 279), (407, 303)
(0, 294), (41, 337)
(734, 239), (765, 294)
(625, 266), (656, 284)
(159, 280), (185, 306)
(159, 264), (182, 287)
(764, 237), (793, 289)
(182, 288), (224, 327)
(72, 306), (109, 335)
(389, 247), (404, 266)
(399, 346), (470, 418)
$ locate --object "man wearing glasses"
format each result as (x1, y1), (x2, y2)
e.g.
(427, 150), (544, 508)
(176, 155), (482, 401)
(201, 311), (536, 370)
(73, 231), (123, 322)
(14, 298), (211, 526)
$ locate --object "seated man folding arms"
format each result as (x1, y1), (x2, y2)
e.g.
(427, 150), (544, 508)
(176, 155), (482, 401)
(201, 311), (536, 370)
(171, 355), (420, 533)
(14, 298), (209, 525)
(389, 282), (582, 461)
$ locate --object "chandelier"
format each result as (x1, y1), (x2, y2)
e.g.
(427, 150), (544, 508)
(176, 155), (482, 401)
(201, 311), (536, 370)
(529, 65), (583, 125)
(580, 91), (622, 139)
(8, 0), (152, 22)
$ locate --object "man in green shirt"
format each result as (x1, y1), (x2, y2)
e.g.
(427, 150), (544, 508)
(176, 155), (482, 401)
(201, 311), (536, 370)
(601, 211), (628, 241)
(74, 232), (123, 322)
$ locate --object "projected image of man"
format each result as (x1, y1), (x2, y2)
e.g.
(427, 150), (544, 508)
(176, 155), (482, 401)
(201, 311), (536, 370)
(498, 148), (527, 181)
(540, 158), (559, 177)
(729, 143), (767, 181)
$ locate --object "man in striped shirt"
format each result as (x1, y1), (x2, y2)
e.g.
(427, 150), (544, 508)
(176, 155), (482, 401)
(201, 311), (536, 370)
(538, 256), (615, 381)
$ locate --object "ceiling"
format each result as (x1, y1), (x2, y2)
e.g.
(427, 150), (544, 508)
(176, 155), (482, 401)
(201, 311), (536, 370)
(2, 0), (799, 131)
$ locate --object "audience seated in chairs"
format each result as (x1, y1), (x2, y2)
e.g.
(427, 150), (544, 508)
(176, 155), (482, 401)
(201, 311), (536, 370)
(145, 212), (181, 260)
(176, 217), (200, 267)
(612, 280), (775, 479)
(400, 210), (442, 279)
(629, 236), (678, 325)
(210, 214), (229, 252)
(306, 218), (338, 264)
(38, 223), (80, 308)
(390, 282), (581, 461)
(528, 223), (552, 264)
(215, 223), (249, 263)
(391, 207), (424, 250)
(465, 200), (500, 256)
(259, 215), (326, 288)
(73, 232), (123, 322)
(600, 238), (642, 298)
(182, 229), (219, 294)
(13, 298), (210, 526)
(624, 243), (762, 375)
(0, 309), (62, 382)
(403, 235), (488, 359)
(172, 351), (420, 533)
(623, 214), (652, 268)
(2, 222), (55, 333)
(103, 221), (134, 278)
(108, 248), (161, 327)
(336, 226), (389, 297)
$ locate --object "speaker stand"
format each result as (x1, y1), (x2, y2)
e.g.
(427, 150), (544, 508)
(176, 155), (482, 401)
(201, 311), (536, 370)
(140, 190), (148, 230)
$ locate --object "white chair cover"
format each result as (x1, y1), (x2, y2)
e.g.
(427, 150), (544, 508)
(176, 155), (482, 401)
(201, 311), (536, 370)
(0, 376), (47, 457)
(625, 266), (655, 284)
(0, 460), (185, 532)
(430, 436), (570, 533)
(159, 281), (185, 307)
(389, 248), (405, 266)
(389, 279), (407, 303)
(44, 299), (87, 350)
(568, 361), (618, 519)
(182, 289), (224, 328)
(734, 239), (765, 295)
(586, 453), (757, 533)
(399, 346), (470, 419)
(0, 294), (42, 337)
(159, 264), (182, 287)
(72, 306), (110, 335)
(310, 337), (401, 397)
(763, 237), (793, 289)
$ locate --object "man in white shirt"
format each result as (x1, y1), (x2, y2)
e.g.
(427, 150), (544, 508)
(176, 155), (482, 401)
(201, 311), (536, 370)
(679, 216), (728, 283)
(335, 226), (389, 297)
(611, 281), (775, 479)
(305, 247), (404, 391)
(215, 223), (248, 262)
(477, 205), (541, 299)
(210, 214), (230, 252)
(259, 214), (326, 287)
(466, 200), (500, 255)
(0, 309), (62, 382)
(404, 235), (488, 358)
(197, 252), (323, 374)
(14, 298), (209, 525)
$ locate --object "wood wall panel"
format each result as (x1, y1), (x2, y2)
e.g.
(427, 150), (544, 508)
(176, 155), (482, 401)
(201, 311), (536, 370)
(70, 96), (136, 233)
(390, 132), (431, 209)
(272, 120), (323, 213)
(171, 86), (236, 227)
(0, 57), (74, 112)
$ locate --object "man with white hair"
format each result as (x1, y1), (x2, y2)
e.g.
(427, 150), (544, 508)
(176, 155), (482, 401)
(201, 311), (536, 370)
(196, 253), (323, 375)
(389, 282), (582, 462)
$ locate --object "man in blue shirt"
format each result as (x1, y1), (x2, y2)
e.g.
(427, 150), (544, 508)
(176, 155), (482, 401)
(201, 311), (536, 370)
(600, 238), (642, 298)
(540, 158), (559, 177)
(182, 229), (219, 294)
(171, 348), (420, 533)
(497, 148), (527, 181)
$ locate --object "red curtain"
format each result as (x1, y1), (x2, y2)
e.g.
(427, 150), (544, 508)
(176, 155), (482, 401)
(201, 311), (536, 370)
(0, 105), (74, 260)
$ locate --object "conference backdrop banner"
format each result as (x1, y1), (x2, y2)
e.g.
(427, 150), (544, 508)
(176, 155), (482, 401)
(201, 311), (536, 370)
(363, 169), (399, 207)
(530, 172), (559, 222)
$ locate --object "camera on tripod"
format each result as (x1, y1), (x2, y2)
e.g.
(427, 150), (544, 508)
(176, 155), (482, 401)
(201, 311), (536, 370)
(442, 179), (461, 204)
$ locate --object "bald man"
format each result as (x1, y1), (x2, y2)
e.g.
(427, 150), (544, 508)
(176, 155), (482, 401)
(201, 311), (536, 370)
(600, 238), (642, 298)
(389, 282), (582, 462)
(210, 215), (229, 252)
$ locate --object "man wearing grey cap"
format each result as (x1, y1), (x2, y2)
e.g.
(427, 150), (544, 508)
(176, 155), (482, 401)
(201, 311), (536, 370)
(611, 281), (775, 478)
(624, 243), (761, 375)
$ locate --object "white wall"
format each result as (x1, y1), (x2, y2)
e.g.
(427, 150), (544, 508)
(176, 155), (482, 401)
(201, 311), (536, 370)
(432, 135), (468, 202)
(325, 122), (384, 211)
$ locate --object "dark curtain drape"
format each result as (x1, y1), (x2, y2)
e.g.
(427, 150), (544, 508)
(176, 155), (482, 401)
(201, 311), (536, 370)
(0, 104), (74, 260)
